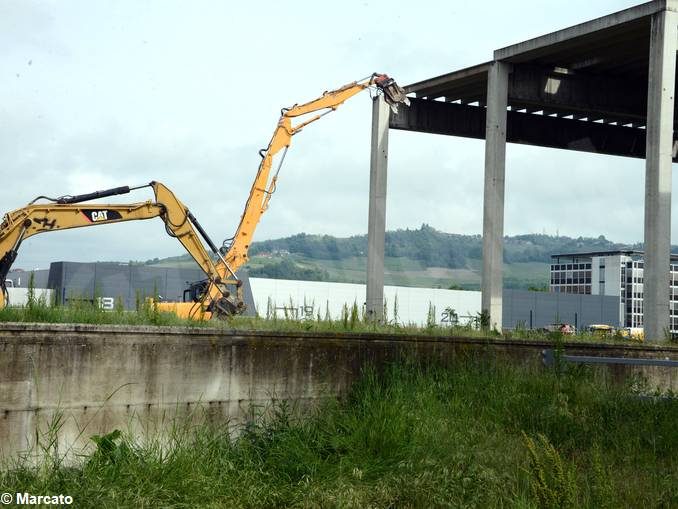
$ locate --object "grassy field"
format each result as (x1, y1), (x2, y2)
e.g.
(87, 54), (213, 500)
(0, 297), (660, 345)
(3, 285), (673, 347)
(0, 297), (197, 327)
(236, 254), (551, 290)
(1, 360), (676, 508)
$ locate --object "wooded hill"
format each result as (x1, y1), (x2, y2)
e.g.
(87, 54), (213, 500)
(146, 225), (649, 289)
(250, 224), (629, 267)
(242, 225), (642, 289)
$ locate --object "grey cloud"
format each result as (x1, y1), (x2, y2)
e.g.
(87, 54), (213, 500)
(2, 0), (654, 271)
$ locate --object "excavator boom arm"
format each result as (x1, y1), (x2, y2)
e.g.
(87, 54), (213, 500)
(0, 182), (235, 314)
(220, 73), (409, 279)
(0, 73), (409, 318)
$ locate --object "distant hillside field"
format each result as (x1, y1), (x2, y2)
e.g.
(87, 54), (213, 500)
(143, 225), (649, 290)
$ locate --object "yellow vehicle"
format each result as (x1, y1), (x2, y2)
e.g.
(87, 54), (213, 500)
(617, 327), (645, 342)
(0, 73), (408, 320)
(0, 181), (243, 319)
(162, 73), (409, 316)
(587, 324), (616, 336)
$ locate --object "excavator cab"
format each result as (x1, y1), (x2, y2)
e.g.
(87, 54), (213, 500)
(183, 280), (209, 303)
(180, 277), (244, 318)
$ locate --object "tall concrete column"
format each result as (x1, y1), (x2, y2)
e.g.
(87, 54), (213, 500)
(481, 61), (510, 330)
(366, 95), (389, 321)
(644, 8), (678, 341)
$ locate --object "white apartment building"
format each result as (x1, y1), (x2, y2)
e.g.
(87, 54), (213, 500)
(550, 250), (678, 332)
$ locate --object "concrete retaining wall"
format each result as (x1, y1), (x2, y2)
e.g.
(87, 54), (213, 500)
(1, 323), (676, 462)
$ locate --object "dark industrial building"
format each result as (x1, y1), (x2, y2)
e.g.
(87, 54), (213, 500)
(7, 262), (255, 314)
(503, 289), (619, 331)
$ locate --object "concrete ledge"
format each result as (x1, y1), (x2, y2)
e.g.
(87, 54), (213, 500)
(1, 322), (676, 462)
(1, 321), (677, 351)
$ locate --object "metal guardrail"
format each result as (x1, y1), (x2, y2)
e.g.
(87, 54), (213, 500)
(542, 349), (678, 368)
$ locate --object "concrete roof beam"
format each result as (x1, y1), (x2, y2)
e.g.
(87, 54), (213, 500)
(494, 1), (664, 61)
(389, 97), (674, 162)
(508, 64), (648, 124)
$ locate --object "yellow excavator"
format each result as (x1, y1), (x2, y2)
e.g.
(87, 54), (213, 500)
(0, 73), (408, 320)
(0, 181), (244, 319)
(157, 73), (409, 318)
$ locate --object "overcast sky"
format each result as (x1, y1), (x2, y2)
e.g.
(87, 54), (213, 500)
(1, 0), (657, 269)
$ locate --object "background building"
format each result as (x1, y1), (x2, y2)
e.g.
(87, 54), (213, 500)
(8, 261), (620, 329)
(550, 250), (678, 332)
(8, 262), (257, 314)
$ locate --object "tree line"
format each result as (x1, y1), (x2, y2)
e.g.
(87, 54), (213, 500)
(249, 224), (632, 268)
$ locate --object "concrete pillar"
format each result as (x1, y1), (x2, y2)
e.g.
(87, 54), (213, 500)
(366, 95), (389, 321)
(644, 8), (678, 341)
(481, 61), (510, 331)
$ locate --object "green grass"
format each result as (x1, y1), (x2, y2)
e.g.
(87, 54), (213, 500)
(0, 296), (201, 327)
(1, 360), (676, 507)
(0, 296), (671, 346)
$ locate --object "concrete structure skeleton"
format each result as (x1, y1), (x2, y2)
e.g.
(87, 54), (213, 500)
(366, 96), (390, 321)
(367, 0), (678, 339)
